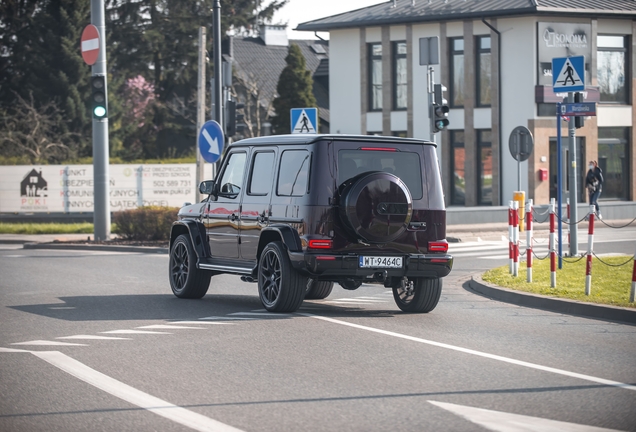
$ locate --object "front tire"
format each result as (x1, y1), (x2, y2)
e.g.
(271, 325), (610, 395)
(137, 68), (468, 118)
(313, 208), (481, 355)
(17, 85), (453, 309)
(169, 234), (211, 299)
(306, 279), (334, 300)
(392, 278), (441, 313)
(258, 241), (307, 312)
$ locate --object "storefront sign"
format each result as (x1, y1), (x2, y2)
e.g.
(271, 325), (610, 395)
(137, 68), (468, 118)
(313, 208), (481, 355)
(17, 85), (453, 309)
(537, 22), (591, 86)
(0, 164), (214, 213)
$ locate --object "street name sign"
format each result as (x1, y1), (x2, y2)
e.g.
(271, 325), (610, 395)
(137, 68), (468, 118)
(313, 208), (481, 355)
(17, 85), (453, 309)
(561, 102), (596, 117)
(198, 120), (224, 163)
(552, 56), (585, 92)
(81, 25), (100, 66)
(291, 108), (317, 134)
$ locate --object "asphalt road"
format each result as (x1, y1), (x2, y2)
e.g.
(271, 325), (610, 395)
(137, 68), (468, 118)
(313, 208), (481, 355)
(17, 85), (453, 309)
(1, 226), (635, 432)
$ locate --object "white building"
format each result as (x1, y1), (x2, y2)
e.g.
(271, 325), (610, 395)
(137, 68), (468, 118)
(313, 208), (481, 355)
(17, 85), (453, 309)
(297, 0), (635, 207)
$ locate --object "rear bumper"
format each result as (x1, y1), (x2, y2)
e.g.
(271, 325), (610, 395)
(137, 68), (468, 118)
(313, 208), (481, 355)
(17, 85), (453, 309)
(289, 252), (453, 280)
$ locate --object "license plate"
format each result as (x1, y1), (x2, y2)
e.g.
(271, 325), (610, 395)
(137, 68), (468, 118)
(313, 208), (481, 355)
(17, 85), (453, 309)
(359, 256), (403, 268)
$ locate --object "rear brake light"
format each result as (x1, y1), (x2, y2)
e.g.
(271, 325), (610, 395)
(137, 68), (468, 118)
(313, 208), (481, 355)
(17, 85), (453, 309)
(428, 241), (448, 253)
(316, 256), (336, 261)
(360, 147), (397, 152)
(308, 239), (333, 249)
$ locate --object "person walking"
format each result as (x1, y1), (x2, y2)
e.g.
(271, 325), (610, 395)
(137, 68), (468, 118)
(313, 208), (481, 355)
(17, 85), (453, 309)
(585, 160), (604, 219)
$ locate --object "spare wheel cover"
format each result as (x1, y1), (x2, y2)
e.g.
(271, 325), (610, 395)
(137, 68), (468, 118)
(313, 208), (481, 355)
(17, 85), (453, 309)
(340, 172), (413, 243)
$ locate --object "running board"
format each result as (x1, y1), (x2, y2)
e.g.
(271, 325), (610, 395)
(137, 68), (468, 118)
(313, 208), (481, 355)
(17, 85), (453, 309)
(198, 262), (253, 275)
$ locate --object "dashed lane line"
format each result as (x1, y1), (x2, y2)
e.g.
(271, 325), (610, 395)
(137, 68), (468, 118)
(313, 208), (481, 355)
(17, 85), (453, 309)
(300, 313), (636, 392)
(57, 335), (131, 340)
(136, 324), (206, 330)
(101, 329), (171, 335)
(169, 321), (234, 325)
(228, 312), (293, 317)
(11, 340), (88, 347)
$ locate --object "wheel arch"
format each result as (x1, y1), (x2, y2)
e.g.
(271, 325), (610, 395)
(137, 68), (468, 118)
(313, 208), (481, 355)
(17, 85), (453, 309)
(170, 220), (208, 259)
(256, 225), (302, 262)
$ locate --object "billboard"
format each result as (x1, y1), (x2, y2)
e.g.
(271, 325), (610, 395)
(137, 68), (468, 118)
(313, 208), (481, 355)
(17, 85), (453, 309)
(0, 164), (214, 213)
(537, 22), (592, 87)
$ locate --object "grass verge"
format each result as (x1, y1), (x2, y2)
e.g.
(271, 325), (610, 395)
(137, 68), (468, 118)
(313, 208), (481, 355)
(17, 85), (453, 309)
(0, 222), (117, 235)
(483, 256), (635, 309)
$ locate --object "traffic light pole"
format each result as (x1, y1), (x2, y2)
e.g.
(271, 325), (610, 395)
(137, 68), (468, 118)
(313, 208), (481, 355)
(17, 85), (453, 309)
(568, 91), (578, 256)
(427, 66), (435, 144)
(195, 26), (206, 202)
(91, 0), (110, 241)
(212, 0), (223, 177)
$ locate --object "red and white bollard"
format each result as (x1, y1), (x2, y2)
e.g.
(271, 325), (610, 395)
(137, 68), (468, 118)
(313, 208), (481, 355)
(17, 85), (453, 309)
(631, 248), (636, 303)
(512, 201), (519, 277)
(566, 197), (571, 251)
(508, 201), (514, 274)
(549, 198), (557, 288)
(526, 199), (533, 283)
(585, 205), (595, 296)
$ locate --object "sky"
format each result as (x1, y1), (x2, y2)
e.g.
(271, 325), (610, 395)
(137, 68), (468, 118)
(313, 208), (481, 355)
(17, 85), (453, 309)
(270, 0), (386, 40)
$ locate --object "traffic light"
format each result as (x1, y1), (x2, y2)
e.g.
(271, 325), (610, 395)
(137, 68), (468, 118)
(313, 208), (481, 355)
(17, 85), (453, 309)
(90, 75), (107, 119)
(574, 92), (585, 129)
(226, 100), (245, 138)
(433, 83), (449, 133)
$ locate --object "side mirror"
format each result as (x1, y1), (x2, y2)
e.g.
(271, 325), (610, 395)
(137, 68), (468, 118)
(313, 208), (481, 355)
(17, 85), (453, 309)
(199, 180), (216, 196)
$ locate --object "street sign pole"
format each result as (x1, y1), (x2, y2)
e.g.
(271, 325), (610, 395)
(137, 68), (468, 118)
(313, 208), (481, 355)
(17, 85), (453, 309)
(91, 0), (110, 241)
(213, 0), (223, 176)
(556, 102), (563, 269)
(195, 26), (206, 203)
(568, 91), (578, 256)
(428, 67), (435, 144)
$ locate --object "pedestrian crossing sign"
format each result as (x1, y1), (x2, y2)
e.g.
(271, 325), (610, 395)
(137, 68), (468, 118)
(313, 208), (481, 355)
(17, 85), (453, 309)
(552, 56), (585, 92)
(290, 108), (318, 134)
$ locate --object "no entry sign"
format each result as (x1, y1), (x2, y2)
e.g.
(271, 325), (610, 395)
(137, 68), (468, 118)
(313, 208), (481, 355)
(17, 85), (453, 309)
(81, 24), (100, 66)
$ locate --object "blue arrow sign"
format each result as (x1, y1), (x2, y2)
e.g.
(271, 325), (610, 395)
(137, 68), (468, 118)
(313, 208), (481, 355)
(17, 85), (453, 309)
(552, 56), (585, 92)
(290, 107), (317, 134)
(561, 102), (596, 117)
(198, 120), (224, 163)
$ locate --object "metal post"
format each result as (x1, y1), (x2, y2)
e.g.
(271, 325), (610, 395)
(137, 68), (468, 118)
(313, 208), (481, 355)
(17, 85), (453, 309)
(195, 27), (206, 202)
(213, 0), (223, 128)
(556, 102), (562, 268)
(91, 0), (110, 241)
(428, 66), (435, 144)
(549, 198), (557, 288)
(585, 204), (595, 296)
(526, 199), (533, 283)
(568, 92), (578, 256)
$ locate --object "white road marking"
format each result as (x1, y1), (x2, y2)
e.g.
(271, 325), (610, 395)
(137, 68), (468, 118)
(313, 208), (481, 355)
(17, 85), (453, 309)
(101, 330), (171, 335)
(137, 325), (205, 330)
(48, 306), (76, 310)
(11, 340), (88, 347)
(331, 298), (387, 303)
(57, 335), (131, 340)
(199, 316), (254, 321)
(30, 350), (245, 432)
(169, 321), (234, 325)
(324, 301), (384, 305)
(428, 400), (622, 432)
(481, 255), (513, 260)
(301, 314), (636, 392)
(0, 347), (31, 353)
(228, 312), (292, 317)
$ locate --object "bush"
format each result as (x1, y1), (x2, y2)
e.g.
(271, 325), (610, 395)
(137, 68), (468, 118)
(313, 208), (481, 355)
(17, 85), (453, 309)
(113, 206), (178, 241)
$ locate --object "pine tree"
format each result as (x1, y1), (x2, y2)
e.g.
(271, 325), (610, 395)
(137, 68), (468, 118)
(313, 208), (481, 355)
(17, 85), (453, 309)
(271, 44), (317, 134)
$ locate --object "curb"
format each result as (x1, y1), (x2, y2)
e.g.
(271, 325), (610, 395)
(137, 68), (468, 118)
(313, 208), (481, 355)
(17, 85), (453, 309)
(468, 274), (636, 325)
(23, 243), (168, 254)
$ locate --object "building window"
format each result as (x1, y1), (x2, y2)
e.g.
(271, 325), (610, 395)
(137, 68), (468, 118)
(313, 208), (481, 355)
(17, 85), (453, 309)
(597, 35), (627, 103)
(476, 36), (491, 107)
(392, 41), (407, 110)
(598, 127), (629, 200)
(451, 130), (465, 205)
(368, 43), (383, 111)
(450, 38), (465, 108)
(477, 130), (493, 205)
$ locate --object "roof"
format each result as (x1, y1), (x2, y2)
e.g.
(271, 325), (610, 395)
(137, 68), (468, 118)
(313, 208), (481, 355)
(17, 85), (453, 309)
(231, 38), (330, 123)
(296, 0), (636, 32)
(230, 133), (433, 147)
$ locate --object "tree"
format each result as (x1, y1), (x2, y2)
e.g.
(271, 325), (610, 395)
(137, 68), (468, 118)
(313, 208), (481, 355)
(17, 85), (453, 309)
(271, 44), (317, 134)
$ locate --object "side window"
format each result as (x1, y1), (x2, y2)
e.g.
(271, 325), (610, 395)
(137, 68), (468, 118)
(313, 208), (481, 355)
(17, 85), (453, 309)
(277, 150), (310, 196)
(248, 151), (275, 195)
(218, 152), (247, 197)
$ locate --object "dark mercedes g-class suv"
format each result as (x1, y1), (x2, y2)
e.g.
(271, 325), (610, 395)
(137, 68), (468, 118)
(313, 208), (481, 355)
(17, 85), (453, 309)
(169, 134), (452, 313)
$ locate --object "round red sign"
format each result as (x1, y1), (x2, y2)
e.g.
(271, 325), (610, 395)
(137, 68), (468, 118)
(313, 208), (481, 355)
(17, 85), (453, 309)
(81, 25), (100, 66)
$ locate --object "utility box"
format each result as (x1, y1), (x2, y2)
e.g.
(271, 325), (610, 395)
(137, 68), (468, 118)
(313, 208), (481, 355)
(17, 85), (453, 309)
(513, 191), (526, 232)
(538, 168), (548, 181)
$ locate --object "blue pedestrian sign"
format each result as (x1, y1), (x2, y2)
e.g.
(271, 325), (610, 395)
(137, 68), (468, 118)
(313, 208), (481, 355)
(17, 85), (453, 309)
(290, 107), (318, 134)
(198, 120), (224, 163)
(552, 56), (585, 92)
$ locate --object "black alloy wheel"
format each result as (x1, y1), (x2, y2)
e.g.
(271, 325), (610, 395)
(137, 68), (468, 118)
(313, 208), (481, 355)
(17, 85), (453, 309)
(258, 241), (307, 312)
(392, 277), (442, 313)
(169, 234), (211, 299)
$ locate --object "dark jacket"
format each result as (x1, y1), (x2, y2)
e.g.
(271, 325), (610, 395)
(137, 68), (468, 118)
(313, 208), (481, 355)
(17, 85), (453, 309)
(585, 167), (603, 192)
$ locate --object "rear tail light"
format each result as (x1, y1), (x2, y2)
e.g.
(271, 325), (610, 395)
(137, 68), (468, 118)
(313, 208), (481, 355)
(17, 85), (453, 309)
(308, 239), (333, 249)
(428, 240), (448, 253)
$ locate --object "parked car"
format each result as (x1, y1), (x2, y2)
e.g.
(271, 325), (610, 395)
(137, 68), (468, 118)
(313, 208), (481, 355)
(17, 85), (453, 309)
(169, 134), (452, 313)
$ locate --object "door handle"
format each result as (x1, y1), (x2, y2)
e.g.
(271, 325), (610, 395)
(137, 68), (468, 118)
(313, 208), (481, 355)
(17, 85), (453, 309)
(257, 212), (268, 224)
(229, 213), (238, 222)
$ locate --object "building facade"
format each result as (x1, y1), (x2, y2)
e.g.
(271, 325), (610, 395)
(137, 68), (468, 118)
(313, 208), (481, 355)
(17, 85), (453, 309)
(297, 1), (636, 206)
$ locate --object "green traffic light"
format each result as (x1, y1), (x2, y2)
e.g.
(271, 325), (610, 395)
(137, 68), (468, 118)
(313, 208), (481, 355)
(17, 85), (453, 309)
(94, 106), (107, 117)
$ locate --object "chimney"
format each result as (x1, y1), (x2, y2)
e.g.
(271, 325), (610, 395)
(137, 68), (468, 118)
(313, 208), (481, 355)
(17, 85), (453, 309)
(259, 24), (289, 46)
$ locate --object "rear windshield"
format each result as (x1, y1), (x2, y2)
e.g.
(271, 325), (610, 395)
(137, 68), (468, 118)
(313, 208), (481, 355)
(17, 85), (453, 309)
(338, 149), (423, 199)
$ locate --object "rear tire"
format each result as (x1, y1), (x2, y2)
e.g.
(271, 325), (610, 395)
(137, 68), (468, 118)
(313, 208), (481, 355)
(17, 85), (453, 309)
(258, 241), (307, 312)
(169, 234), (211, 299)
(392, 278), (441, 313)
(305, 279), (334, 300)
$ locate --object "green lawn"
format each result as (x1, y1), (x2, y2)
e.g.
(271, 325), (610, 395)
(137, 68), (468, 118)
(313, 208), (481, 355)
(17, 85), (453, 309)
(483, 255), (635, 308)
(0, 222), (117, 235)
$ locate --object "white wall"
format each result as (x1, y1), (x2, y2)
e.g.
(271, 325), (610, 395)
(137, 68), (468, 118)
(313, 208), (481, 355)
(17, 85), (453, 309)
(329, 29), (362, 134)
(500, 17), (537, 197)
